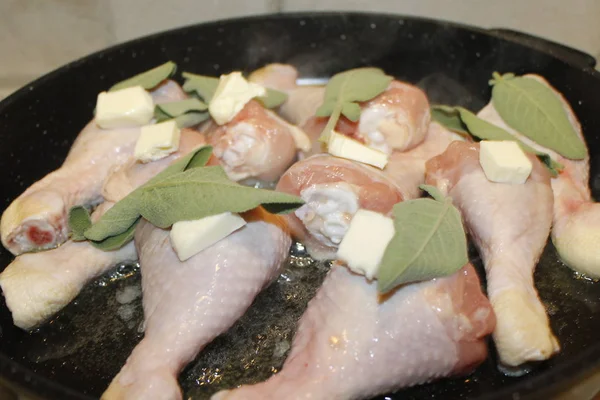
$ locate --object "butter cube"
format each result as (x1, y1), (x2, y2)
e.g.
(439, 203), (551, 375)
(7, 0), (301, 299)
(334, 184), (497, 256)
(209, 72), (266, 125)
(328, 131), (389, 169)
(95, 86), (154, 129)
(479, 140), (532, 184)
(134, 120), (181, 163)
(336, 209), (395, 280)
(170, 212), (246, 261)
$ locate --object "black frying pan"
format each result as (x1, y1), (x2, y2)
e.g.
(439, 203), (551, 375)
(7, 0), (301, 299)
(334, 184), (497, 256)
(1, 12), (599, 400)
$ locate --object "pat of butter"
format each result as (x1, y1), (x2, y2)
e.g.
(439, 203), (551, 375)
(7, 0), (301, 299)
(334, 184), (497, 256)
(170, 212), (246, 261)
(134, 120), (181, 163)
(328, 131), (389, 169)
(336, 209), (395, 280)
(479, 140), (532, 184)
(209, 72), (266, 125)
(95, 86), (154, 129)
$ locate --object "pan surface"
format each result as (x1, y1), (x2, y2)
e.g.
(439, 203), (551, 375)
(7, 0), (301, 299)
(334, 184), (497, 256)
(0, 12), (599, 400)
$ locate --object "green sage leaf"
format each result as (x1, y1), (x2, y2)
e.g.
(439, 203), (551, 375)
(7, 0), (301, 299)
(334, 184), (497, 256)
(68, 206), (92, 241)
(173, 112), (211, 128)
(430, 106), (470, 136)
(83, 146), (213, 245)
(155, 98), (208, 118)
(109, 61), (177, 92)
(432, 105), (563, 176)
(490, 72), (586, 160)
(315, 67), (393, 142)
(377, 190), (468, 293)
(155, 98), (210, 127)
(89, 219), (140, 251)
(257, 88), (289, 109)
(83, 195), (141, 242)
(137, 166), (304, 228)
(182, 72), (219, 102)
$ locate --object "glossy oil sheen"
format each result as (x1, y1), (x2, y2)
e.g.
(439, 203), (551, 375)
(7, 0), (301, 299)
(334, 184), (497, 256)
(0, 12), (599, 400)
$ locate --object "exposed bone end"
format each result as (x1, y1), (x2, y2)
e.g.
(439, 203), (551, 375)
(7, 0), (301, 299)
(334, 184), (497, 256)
(296, 183), (360, 249)
(0, 257), (79, 330)
(491, 288), (560, 367)
(553, 202), (600, 279)
(212, 123), (267, 182)
(1, 190), (68, 255)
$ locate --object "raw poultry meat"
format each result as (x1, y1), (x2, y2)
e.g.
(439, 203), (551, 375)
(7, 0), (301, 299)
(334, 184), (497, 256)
(276, 154), (403, 260)
(102, 207), (291, 400)
(0, 129), (207, 330)
(0, 202), (136, 330)
(477, 74), (600, 278)
(250, 63), (431, 156)
(0, 80), (188, 256)
(211, 264), (495, 400)
(426, 141), (559, 367)
(249, 63), (324, 128)
(201, 100), (304, 184)
(384, 121), (464, 199)
(275, 122), (462, 260)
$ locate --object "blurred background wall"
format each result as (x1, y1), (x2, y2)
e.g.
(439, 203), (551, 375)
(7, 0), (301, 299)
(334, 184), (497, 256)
(1, 0), (599, 99)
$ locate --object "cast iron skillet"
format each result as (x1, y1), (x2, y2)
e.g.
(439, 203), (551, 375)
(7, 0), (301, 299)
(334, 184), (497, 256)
(1, 12), (599, 400)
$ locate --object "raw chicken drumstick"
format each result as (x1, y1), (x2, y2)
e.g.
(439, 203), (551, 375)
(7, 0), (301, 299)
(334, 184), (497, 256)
(276, 154), (403, 260)
(426, 141), (559, 367)
(0, 129), (207, 330)
(212, 264), (495, 400)
(250, 63), (431, 156)
(477, 74), (600, 279)
(0, 80), (187, 255)
(201, 100), (306, 184)
(102, 208), (291, 400)
(275, 122), (463, 260)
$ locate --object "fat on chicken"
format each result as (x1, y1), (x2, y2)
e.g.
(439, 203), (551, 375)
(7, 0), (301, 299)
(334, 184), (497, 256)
(212, 264), (495, 400)
(0, 129), (207, 330)
(426, 141), (559, 367)
(0, 80), (188, 255)
(477, 74), (600, 279)
(101, 208), (291, 400)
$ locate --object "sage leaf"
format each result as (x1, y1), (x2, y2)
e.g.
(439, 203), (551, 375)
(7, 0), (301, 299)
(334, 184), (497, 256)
(490, 72), (586, 160)
(430, 106), (470, 136)
(109, 61), (177, 92)
(182, 73), (220, 102)
(173, 112), (211, 128)
(155, 98), (208, 118)
(138, 166), (304, 228)
(69, 206), (92, 241)
(144, 145), (214, 185)
(83, 195), (141, 242)
(257, 88), (289, 109)
(377, 191), (468, 293)
(432, 105), (563, 176)
(315, 67), (393, 142)
(89, 219), (140, 251)
(155, 98), (210, 127)
(83, 146), (213, 245)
